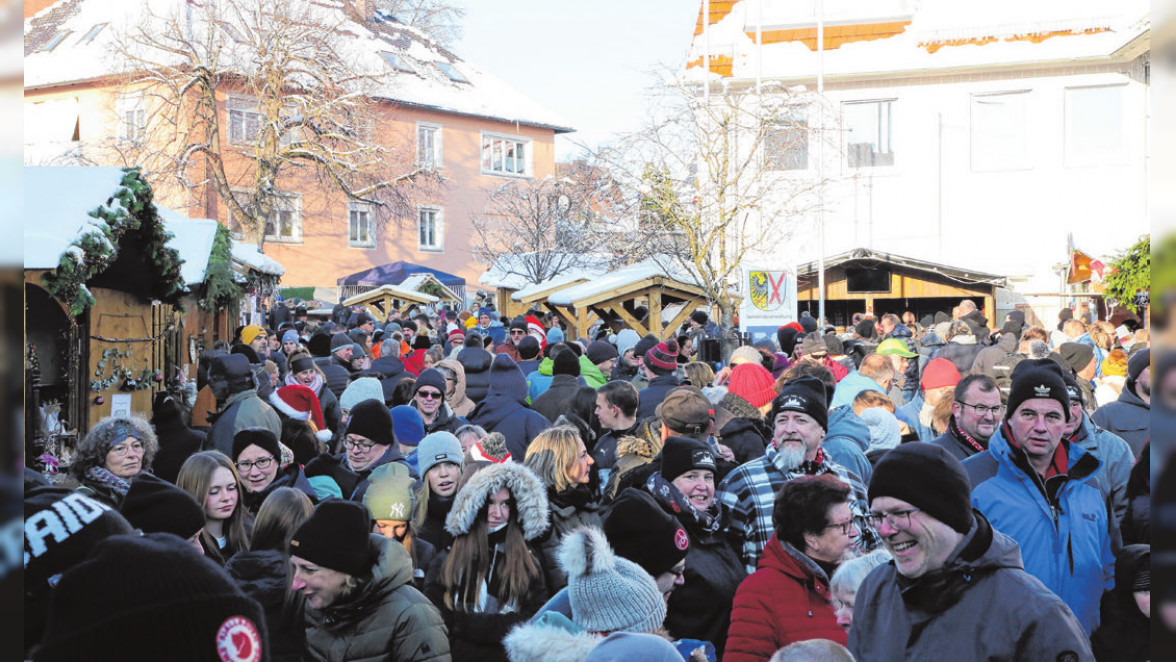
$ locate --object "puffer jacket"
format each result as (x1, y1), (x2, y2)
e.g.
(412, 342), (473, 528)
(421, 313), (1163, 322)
(971, 331), (1017, 377)
(725, 535), (843, 662)
(536, 485), (604, 592)
(1091, 381), (1149, 460)
(305, 535), (450, 662)
(456, 347), (494, 405)
(848, 511), (1093, 662)
(225, 549), (306, 662)
(208, 389), (283, 457)
(713, 393), (770, 465)
(436, 360), (475, 418)
(963, 426), (1115, 635)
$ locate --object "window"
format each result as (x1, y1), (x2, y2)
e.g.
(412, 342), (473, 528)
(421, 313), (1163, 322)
(379, 51), (415, 73)
(228, 96), (262, 145)
(1065, 85), (1126, 167)
(418, 207), (442, 251)
(417, 123), (442, 169)
(437, 62), (469, 83)
(79, 23), (107, 44)
(843, 100), (895, 168)
(765, 112), (809, 171)
(971, 91), (1030, 171)
(39, 31), (71, 52)
(481, 133), (530, 177)
(265, 193), (302, 243)
(348, 202), (374, 247)
(117, 96), (147, 143)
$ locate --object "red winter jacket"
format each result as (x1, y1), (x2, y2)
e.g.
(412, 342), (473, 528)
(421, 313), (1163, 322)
(724, 534), (846, 662)
(402, 349), (427, 377)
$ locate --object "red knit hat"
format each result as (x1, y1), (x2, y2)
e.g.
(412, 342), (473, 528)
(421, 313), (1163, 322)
(728, 363), (777, 408)
(447, 326), (465, 344)
(920, 358), (961, 391)
(646, 339), (680, 371)
(269, 384), (326, 431)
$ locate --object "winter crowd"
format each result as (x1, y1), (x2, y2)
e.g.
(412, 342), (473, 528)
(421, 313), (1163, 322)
(23, 298), (1157, 662)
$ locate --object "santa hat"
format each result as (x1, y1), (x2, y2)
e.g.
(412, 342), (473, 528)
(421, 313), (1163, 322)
(526, 315), (547, 351)
(270, 385), (332, 441)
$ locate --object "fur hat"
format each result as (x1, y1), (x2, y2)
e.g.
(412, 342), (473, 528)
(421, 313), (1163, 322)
(690, 310), (709, 326)
(290, 501), (372, 577)
(869, 443), (974, 534)
(445, 462), (549, 540)
(771, 376), (828, 430)
(232, 427), (281, 462)
(418, 431), (464, 477)
(390, 405), (425, 447)
(558, 527), (666, 634)
(339, 377), (385, 413)
(603, 488), (689, 577)
(645, 339), (679, 372)
(120, 473), (205, 540)
(727, 363), (776, 408)
(363, 462), (415, 522)
(269, 384), (326, 431)
(346, 400), (395, 447)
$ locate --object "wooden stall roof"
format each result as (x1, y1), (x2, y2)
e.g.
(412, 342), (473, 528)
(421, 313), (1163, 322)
(796, 248), (1006, 287)
(343, 283), (439, 319)
(399, 273), (463, 302)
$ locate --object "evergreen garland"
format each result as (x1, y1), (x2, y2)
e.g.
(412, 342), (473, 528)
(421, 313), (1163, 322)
(201, 223), (244, 312)
(41, 167), (187, 316)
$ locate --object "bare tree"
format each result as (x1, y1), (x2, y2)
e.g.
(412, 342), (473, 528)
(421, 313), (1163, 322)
(596, 77), (836, 344)
(109, 0), (436, 249)
(378, 0), (465, 49)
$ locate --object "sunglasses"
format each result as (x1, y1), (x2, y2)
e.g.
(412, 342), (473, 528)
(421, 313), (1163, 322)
(417, 390), (443, 400)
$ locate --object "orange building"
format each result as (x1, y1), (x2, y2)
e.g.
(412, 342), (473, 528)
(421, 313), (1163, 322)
(25, 0), (573, 297)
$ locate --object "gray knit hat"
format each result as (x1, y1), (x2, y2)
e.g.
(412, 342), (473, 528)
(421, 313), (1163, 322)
(417, 431), (463, 477)
(558, 526), (666, 634)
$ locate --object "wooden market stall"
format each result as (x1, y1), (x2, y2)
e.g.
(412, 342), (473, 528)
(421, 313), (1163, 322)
(342, 283), (440, 321)
(796, 248), (1006, 329)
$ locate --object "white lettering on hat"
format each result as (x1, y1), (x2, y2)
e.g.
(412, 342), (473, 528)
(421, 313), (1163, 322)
(62, 493), (111, 524)
(24, 494), (111, 565)
(24, 510), (69, 564)
(216, 615), (262, 662)
(387, 502), (407, 519)
(692, 449), (715, 467)
(782, 395), (805, 409)
(1034, 384), (1051, 398)
(434, 453), (448, 461)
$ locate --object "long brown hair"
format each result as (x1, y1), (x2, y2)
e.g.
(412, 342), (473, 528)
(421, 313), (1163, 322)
(177, 451), (249, 562)
(250, 486), (315, 553)
(441, 489), (540, 611)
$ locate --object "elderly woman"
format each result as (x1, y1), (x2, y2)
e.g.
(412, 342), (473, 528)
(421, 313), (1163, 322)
(291, 500), (450, 662)
(725, 474), (859, 661)
(71, 416), (157, 508)
(640, 435), (745, 658)
(829, 549), (892, 634)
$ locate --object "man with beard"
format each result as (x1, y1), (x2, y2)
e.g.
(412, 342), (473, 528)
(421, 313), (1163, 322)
(717, 376), (877, 575)
(930, 374), (1003, 461)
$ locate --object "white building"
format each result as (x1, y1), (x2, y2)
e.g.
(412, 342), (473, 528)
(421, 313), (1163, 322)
(687, 0), (1149, 326)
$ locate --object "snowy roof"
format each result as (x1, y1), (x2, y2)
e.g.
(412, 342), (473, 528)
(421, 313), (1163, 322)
(546, 258), (703, 307)
(342, 282), (438, 306)
(24, 166), (129, 270)
(399, 272), (461, 301)
(232, 243), (285, 277)
(511, 265), (611, 302)
(687, 0), (1149, 82)
(24, 0), (573, 133)
(479, 253), (613, 291)
(156, 207), (218, 286)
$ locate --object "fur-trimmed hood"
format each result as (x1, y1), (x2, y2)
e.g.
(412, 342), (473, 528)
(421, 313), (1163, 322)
(615, 435), (658, 462)
(445, 462), (549, 540)
(437, 358), (474, 417)
(503, 616), (603, 662)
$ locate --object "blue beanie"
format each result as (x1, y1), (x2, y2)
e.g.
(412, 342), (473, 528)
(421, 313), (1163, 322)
(390, 405), (425, 447)
(282, 329), (299, 344)
(547, 327), (565, 345)
(488, 354), (528, 402)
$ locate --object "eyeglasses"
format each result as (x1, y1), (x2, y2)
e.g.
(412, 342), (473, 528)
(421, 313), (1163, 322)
(416, 390), (442, 400)
(957, 402), (1005, 417)
(235, 456), (274, 472)
(824, 518), (857, 535)
(865, 508), (920, 530)
(343, 437), (377, 452)
(109, 441), (144, 456)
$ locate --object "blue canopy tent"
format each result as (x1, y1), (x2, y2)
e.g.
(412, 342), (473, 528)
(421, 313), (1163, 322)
(337, 261), (467, 306)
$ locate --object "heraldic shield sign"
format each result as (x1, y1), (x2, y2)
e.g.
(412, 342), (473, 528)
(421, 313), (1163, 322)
(741, 268), (796, 340)
(748, 270), (790, 311)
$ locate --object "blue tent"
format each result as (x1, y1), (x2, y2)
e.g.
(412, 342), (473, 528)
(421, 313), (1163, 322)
(337, 261), (466, 300)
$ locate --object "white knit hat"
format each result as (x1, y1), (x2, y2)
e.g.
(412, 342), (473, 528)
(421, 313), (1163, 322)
(558, 527), (666, 635)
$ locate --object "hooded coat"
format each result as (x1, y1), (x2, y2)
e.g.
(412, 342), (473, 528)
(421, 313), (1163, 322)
(469, 356), (552, 459)
(822, 406), (874, 486)
(1069, 414), (1135, 534)
(1090, 544), (1150, 662)
(225, 549), (307, 662)
(1091, 380), (1150, 460)
(208, 388), (283, 458)
(457, 346), (495, 405)
(531, 374), (583, 424)
(848, 512), (1093, 662)
(724, 535), (844, 662)
(436, 359), (475, 418)
(971, 331), (1018, 377)
(304, 535), (451, 662)
(150, 397), (208, 484)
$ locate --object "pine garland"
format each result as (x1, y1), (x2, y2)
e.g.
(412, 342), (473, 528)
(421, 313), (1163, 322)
(201, 223), (244, 312)
(41, 167), (187, 316)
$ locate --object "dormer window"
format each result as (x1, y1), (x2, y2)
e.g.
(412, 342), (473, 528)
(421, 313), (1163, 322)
(436, 62), (468, 83)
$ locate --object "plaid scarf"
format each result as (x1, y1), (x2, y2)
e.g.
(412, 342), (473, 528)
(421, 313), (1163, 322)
(84, 466), (131, 498)
(948, 417), (986, 454)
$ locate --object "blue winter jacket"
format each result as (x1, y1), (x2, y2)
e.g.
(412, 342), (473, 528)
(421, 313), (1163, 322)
(822, 407), (873, 485)
(963, 426), (1115, 635)
(895, 392), (935, 442)
(829, 371), (885, 410)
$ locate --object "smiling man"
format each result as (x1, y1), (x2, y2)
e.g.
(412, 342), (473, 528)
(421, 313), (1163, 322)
(963, 358), (1115, 636)
(930, 374), (1003, 461)
(849, 443), (1092, 662)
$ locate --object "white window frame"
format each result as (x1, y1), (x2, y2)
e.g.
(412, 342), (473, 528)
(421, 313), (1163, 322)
(417, 122), (443, 170)
(116, 95), (147, 143)
(437, 62), (469, 83)
(379, 51), (415, 73)
(348, 201), (375, 248)
(764, 109), (810, 172)
(39, 30), (71, 52)
(418, 206), (443, 252)
(843, 99), (896, 169)
(1064, 84), (1127, 168)
(264, 192), (302, 244)
(227, 95), (262, 145)
(481, 132), (531, 178)
(970, 90), (1031, 172)
(79, 23), (107, 45)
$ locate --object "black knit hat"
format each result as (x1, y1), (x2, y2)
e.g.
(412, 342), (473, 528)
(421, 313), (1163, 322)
(412, 333), (432, 351)
(517, 335), (541, 360)
(660, 436), (717, 481)
(632, 334), (659, 361)
(1127, 348), (1151, 385)
(799, 315), (818, 333)
(346, 399), (395, 447)
(869, 443), (974, 534)
(120, 473), (205, 540)
(603, 488), (689, 576)
(308, 332), (331, 357)
(690, 310), (708, 326)
(1007, 358), (1071, 422)
(1062, 373), (1084, 407)
(232, 427), (282, 461)
(1057, 342), (1095, 374)
(771, 376), (829, 430)
(289, 355), (316, 374)
(35, 532), (269, 662)
(414, 368), (447, 401)
(290, 501), (372, 577)
(586, 340), (619, 365)
(552, 345), (581, 377)
(509, 316), (528, 332)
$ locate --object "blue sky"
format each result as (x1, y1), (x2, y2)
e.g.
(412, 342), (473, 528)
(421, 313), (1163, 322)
(451, 1), (700, 161)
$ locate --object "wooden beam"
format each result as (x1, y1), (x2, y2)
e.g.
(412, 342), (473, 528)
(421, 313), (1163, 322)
(664, 300), (699, 338)
(649, 287), (664, 339)
(549, 305), (579, 336)
(609, 304), (649, 337)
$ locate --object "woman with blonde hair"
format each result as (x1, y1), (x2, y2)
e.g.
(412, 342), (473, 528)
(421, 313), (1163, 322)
(524, 425), (601, 591)
(177, 450), (250, 564)
(682, 361), (716, 389)
(71, 415), (158, 508)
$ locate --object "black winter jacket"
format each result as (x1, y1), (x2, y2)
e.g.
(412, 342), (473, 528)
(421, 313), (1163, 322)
(225, 549), (307, 662)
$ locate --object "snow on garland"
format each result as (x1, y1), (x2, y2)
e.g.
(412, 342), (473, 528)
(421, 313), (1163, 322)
(41, 167), (187, 316)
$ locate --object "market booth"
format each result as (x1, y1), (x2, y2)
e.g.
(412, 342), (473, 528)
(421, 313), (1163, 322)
(342, 283), (441, 321)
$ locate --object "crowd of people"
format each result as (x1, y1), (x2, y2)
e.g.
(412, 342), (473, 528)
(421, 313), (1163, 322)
(23, 298), (1158, 661)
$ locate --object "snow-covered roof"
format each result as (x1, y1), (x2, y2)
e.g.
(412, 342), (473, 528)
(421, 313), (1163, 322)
(399, 272), (460, 301)
(156, 207), (218, 286)
(687, 0), (1149, 82)
(24, 166), (128, 270)
(342, 282), (438, 306)
(25, 0), (573, 133)
(546, 258), (701, 307)
(478, 253), (612, 291)
(511, 265), (610, 302)
(232, 243), (285, 277)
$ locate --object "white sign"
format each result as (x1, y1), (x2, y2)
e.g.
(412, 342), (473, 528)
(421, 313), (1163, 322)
(739, 268), (796, 339)
(111, 394), (132, 419)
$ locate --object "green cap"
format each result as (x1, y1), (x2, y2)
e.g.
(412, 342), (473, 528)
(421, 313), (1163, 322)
(876, 338), (917, 358)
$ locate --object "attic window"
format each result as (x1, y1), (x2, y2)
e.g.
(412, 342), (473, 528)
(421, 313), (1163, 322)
(39, 30), (71, 52)
(79, 23), (107, 44)
(436, 62), (469, 83)
(379, 51), (415, 73)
